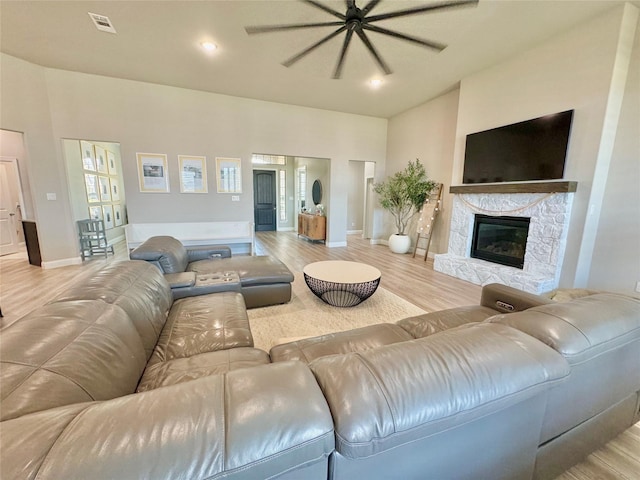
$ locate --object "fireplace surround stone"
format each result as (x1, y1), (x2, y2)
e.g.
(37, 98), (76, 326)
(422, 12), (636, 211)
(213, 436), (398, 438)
(434, 191), (574, 294)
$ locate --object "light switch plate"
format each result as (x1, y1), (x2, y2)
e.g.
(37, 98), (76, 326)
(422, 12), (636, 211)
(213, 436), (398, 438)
(46, 193), (57, 201)
(231, 195), (240, 201)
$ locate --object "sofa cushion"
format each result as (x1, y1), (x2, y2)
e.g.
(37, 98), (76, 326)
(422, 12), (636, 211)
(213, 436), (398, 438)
(148, 292), (253, 365)
(270, 324), (413, 364)
(0, 300), (147, 421)
(137, 347), (270, 392)
(188, 255), (294, 286)
(51, 260), (172, 360)
(397, 305), (498, 338)
(130, 235), (189, 273)
(309, 322), (569, 460)
(0, 363), (335, 480)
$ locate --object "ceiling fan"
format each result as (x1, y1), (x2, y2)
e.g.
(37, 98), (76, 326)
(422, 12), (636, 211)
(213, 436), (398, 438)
(245, 0), (479, 79)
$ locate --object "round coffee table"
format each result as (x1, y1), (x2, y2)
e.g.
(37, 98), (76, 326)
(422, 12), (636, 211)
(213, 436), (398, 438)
(303, 260), (381, 307)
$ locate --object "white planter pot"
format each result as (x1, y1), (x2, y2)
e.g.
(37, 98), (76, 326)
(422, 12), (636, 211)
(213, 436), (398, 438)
(388, 234), (411, 254)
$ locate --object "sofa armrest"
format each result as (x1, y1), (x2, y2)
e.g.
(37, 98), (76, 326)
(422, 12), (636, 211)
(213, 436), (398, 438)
(129, 236), (189, 273)
(480, 283), (553, 313)
(1, 362), (335, 479)
(186, 245), (232, 262)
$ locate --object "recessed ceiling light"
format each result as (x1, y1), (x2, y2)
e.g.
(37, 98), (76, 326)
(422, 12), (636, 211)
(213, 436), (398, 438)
(201, 42), (218, 52)
(369, 79), (383, 88)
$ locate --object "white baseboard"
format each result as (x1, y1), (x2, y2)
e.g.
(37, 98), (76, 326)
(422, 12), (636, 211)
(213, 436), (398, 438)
(111, 234), (126, 244)
(347, 229), (363, 235)
(370, 239), (388, 246)
(326, 241), (347, 248)
(277, 227), (295, 232)
(41, 256), (83, 269)
(414, 248), (436, 259)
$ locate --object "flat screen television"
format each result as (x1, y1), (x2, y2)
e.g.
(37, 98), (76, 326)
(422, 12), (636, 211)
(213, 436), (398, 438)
(462, 110), (574, 184)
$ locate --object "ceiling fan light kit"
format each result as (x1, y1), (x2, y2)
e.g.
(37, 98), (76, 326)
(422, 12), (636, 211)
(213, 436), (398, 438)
(245, 0), (479, 79)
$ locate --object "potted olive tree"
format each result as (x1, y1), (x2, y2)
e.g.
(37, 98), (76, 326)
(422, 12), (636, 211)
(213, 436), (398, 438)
(374, 159), (436, 254)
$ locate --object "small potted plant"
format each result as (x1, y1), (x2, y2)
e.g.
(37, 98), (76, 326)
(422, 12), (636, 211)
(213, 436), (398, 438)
(374, 159), (436, 253)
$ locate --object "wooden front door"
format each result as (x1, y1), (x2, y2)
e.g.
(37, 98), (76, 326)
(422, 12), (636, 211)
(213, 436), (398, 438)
(253, 170), (277, 232)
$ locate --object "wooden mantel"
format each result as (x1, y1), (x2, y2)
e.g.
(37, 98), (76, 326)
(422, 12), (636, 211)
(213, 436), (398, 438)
(449, 181), (577, 194)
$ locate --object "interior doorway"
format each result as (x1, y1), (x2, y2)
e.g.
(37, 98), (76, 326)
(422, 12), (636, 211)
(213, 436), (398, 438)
(253, 170), (277, 231)
(0, 157), (26, 256)
(347, 160), (375, 239)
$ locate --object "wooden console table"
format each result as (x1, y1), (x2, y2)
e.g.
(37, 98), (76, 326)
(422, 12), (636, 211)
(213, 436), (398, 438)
(298, 213), (326, 243)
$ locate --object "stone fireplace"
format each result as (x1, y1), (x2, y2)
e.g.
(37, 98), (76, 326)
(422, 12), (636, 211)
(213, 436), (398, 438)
(434, 183), (576, 294)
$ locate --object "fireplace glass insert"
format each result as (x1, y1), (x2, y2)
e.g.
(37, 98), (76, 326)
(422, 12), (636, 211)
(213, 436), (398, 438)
(470, 215), (530, 269)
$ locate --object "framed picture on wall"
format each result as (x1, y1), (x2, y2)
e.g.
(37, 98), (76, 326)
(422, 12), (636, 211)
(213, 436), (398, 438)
(107, 150), (117, 175)
(84, 174), (100, 203)
(215, 157), (242, 193)
(102, 205), (114, 229)
(95, 145), (108, 174)
(178, 155), (207, 193)
(80, 141), (96, 171)
(98, 176), (112, 202)
(110, 178), (120, 201)
(113, 204), (123, 226)
(88, 205), (103, 221)
(136, 153), (170, 193)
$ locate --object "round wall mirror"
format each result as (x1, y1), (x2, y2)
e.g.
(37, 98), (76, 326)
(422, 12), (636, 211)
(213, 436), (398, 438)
(312, 180), (322, 205)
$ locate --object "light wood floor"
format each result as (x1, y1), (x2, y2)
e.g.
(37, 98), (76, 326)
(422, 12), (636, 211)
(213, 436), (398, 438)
(1, 231), (638, 479)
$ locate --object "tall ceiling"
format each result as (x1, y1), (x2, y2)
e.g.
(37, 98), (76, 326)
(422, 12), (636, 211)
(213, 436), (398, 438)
(0, 0), (632, 118)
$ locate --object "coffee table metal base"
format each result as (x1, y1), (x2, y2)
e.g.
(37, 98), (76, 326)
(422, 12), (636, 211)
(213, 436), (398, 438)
(304, 273), (381, 307)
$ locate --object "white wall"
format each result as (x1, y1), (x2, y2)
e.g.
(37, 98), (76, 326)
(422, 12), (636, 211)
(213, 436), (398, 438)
(1, 53), (387, 263)
(589, 16), (640, 295)
(385, 89), (460, 254)
(0, 54), (77, 266)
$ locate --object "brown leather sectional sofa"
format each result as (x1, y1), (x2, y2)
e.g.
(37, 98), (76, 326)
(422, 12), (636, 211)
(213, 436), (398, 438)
(1, 260), (638, 479)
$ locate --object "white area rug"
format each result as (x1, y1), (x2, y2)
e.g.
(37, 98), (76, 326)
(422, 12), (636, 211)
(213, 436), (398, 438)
(248, 272), (426, 352)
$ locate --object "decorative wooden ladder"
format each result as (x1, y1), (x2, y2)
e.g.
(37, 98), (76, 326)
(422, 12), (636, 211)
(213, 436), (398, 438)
(413, 183), (443, 261)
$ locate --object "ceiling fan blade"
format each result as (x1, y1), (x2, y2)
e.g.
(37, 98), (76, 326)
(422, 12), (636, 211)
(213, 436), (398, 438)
(361, 0), (382, 15)
(283, 25), (347, 67)
(302, 0), (346, 20)
(333, 28), (355, 79)
(355, 27), (392, 75)
(245, 21), (344, 34)
(364, 0), (478, 23)
(362, 24), (446, 51)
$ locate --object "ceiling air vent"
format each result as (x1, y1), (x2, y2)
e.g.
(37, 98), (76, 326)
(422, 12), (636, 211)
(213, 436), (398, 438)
(88, 12), (116, 34)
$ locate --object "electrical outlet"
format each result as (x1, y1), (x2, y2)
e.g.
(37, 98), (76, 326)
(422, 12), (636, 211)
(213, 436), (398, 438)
(46, 193), (57, 201)
(635, 281), (640, 293)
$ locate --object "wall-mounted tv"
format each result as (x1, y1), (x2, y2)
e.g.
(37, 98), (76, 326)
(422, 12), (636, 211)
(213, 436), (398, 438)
(462, 110), (574, 184)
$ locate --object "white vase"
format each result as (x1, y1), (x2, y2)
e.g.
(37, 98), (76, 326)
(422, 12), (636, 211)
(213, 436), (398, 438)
(388, 234), (411, 254)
